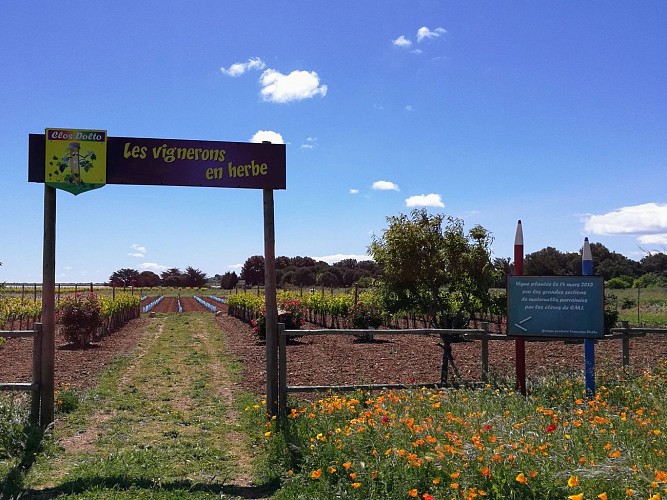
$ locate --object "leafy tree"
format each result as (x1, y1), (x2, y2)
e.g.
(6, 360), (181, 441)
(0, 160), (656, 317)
(357, 260), (380, 276)
(219, 271), (239, 289)
(524, 247), (579, 276)
(640, 252), (667, 279)
(589, 243), (641, 280)
(369, 209), (497, 383)
(161, 268), (185, 287)
(492, 257), (513, 287)
(290, 256), (317, 268)
(293, 267), (316, 288)
(136, 271), (161, 287)
(316, 271), (339, 288)
(240, 255), (265, 286)
(276, 256), (291, 270)
(279, 269), (296, 287)
(108, 268), (140, 288)
(184, 266), (207, 287)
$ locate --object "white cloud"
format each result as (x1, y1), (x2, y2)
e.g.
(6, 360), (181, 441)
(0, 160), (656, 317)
(301, 137), (317, 149)
(228, 263), (243, 271)
(138, 262), (168, 273)
(128, 244), (146, 257)
(405, 105), (414, 111)
(582, 203), (667, 235)
(349, 188), (359, 195)
(637, 234), (667, 245)
(259, 68), (327, 103)
(417, 26), (447, 42)
(405, 193), (445, 208)
(221, 57), (266, 77)
(313, 254), (372, 265)
(250, 130), (284, 144)
(393, 35), (412, 48)
(372, 180), (400, 191)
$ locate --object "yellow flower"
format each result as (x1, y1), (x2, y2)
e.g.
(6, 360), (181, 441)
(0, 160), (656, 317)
(598, 493), (608, 500)
(568, 494), (584, 500)
(515, 473), (528, 484)
(310, 468), (322, 479)
(264, 431), (271, 437)
(450, 471), (461, 479)
(342, 461), (352, 469)
(408, 489), (419, 497)
(568, 475), (580, 487)
(351, 482), (361, 489)
(328, 466), (336, 474)
(625, 488), (634, 496)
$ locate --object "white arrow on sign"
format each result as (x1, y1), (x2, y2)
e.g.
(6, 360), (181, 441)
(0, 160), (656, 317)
(514, 316), (532, 332)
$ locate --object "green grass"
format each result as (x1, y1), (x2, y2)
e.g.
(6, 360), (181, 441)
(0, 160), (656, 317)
(1, 312), (274, 499)
(608, 287), (667, 327)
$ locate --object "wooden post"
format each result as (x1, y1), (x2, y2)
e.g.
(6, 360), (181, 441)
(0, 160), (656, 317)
(30, 323), (43, 424)
(41, 186), (56, 428)
(481, 322), (489, 383)
(621, 320), (630, 369)
(278, 323), (287, 417)
(263, 188), (279, 416)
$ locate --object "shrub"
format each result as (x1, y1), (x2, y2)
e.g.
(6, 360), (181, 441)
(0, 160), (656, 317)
(58, 293), (102, 346)
(620, 297), (637, 310)
(252, 299), (305, 340)
(634, 273), (666, 288)
(347, 301), (383, 341)
(347, 301), (383, 329)
(606, 275), (633, 289)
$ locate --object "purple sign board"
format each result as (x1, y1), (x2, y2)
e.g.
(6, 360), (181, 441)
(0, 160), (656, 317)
(29, 134), (286, 190)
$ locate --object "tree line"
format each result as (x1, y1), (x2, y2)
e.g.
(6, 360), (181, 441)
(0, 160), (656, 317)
(227, 255), (381, 289)
(494, 243), (667, 288)
(108, 267), (208, 288)
(107, 257), (381, 290)
(106, 233), (666, 291)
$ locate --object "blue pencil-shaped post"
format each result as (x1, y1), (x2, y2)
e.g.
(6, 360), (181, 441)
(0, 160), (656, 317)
(582, 237), (595, 397)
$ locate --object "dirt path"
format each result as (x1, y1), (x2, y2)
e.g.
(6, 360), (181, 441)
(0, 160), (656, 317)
(17, 312), (272, 499)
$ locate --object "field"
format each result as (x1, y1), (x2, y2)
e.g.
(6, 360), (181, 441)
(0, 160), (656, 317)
(1, 295), (667, 498)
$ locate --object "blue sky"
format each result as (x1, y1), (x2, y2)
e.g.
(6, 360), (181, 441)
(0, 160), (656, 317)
(1, 1), (666, 283)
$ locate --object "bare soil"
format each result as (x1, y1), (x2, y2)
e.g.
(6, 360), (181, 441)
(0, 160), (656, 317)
(2, 298), (666, 396)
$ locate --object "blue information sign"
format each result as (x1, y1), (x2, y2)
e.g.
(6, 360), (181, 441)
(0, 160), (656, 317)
(507, 276), (604, 338)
